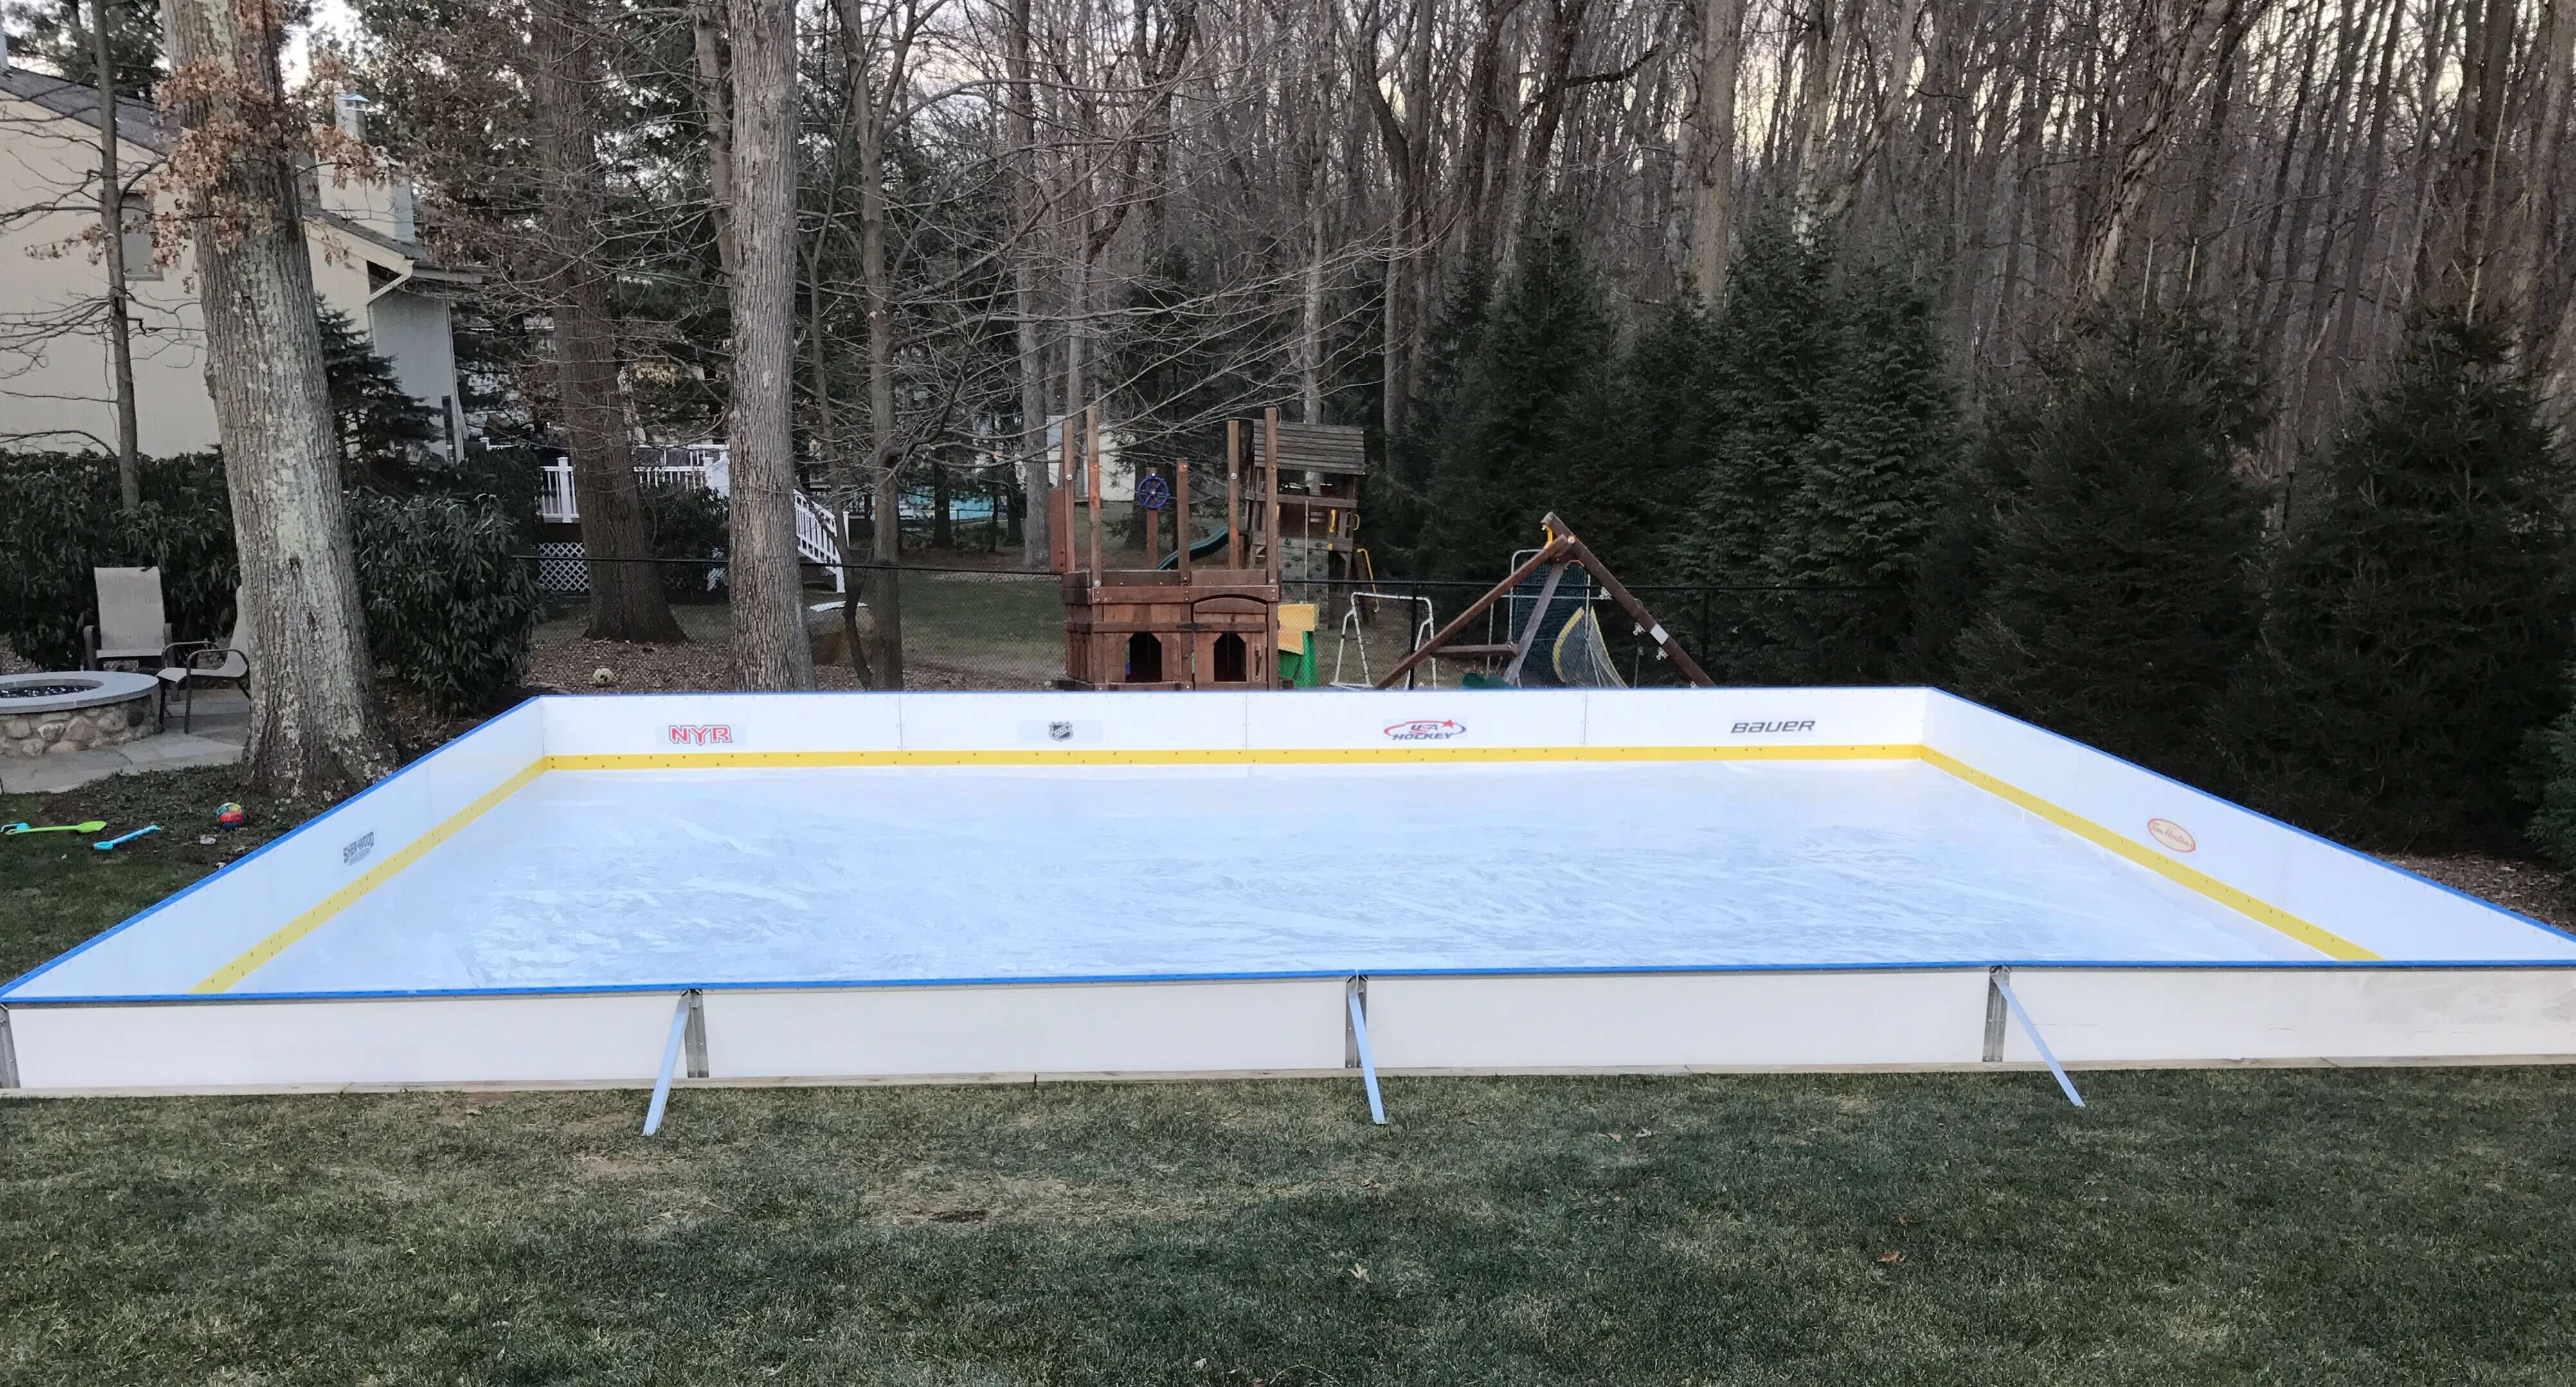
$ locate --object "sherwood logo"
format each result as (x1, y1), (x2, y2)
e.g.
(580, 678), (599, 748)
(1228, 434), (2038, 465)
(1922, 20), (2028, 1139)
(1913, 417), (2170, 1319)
(1384, 718), (1466, 741)
(1731, 720), (1815, 734)
(666, 724), (735, 747)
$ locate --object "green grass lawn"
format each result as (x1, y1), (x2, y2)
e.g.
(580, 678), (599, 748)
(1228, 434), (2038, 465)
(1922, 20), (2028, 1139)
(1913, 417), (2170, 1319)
(8, 773), (2576, 1383)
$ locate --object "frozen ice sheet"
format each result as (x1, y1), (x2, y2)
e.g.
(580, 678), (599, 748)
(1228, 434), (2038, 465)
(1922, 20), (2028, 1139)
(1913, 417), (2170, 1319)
(239, 761), (2321, 993)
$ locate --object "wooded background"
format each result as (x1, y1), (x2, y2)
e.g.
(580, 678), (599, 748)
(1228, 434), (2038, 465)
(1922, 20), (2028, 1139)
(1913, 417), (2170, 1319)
(289, 0), (2572, 521)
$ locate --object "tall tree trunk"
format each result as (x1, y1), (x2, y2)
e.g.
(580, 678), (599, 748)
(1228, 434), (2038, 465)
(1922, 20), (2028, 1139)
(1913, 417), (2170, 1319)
(1009, 0), (1050, 570)
(530, 0), (683, 642)
(2421, 0), (2515, 318)
(856, 60), (906, 688)
(1688, 0), (1745, 301)
(1813, 0), (1924, 224)
(726, 0), (814, 689)
(691, 0), (736, 279)
(2518, 0), (2576, 379)
(91, 0), (139, 511)
(2079, 0), (2233, 300)
(2328, 0), (2404, 368)
(163, 0), (395, 797)
(1786, 0), (1845, 222)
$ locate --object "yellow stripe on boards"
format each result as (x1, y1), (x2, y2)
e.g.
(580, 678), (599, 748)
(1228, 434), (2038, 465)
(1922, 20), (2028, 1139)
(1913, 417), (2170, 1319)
(1919, 748), (2377, 961)
(188, 759), (548, 994)
(539, 744), (1927, 771)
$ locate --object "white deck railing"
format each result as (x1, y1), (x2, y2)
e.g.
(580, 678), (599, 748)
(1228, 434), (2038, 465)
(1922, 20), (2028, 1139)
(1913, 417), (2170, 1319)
(541, 455), (843, 592)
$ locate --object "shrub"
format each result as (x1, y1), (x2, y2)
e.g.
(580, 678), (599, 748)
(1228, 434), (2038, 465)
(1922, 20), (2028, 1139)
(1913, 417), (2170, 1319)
(347, 491), (543, 713)
(0, 451), (236, 667)
(641, 485), (730, 600)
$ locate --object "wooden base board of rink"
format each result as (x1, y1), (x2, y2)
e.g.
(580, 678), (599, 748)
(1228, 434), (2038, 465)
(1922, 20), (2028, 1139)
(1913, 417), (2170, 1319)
(10, 1054), (2576, 1100)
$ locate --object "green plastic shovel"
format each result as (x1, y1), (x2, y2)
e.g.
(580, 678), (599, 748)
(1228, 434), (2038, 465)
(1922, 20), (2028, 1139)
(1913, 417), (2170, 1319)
(2, 820), (108, 836)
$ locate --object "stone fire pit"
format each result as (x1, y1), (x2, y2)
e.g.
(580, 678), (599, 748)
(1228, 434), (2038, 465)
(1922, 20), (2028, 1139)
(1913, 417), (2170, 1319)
(0, 671), (159, 758)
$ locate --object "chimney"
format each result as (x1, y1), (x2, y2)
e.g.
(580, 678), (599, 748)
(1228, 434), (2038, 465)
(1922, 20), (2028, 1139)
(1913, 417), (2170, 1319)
(335, 92), (370, 142)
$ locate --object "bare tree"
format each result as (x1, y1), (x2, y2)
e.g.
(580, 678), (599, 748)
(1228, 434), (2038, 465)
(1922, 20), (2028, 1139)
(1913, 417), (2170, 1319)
(1688, 0), (1745, 300)
(160, 0), (394, 796)
(725, 0), (815, 688)
(528, 0), (686, 643)
(89, 0), (139, 509)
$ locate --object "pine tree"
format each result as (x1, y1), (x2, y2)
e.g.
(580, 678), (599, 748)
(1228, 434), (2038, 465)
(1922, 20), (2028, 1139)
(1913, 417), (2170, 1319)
(1666, 207), (1835, 586)
(1953, 304), (2266, 783)
(1423, 222), (1618, 577)
(1598, 294), (1722, 575)
(1376, 263), (1492, 570)
(1763, 247), (1959, 682)
(2523, 670), (2576, 883)
(319, 307), (443, 488)
(2226, 315), (2573, 848)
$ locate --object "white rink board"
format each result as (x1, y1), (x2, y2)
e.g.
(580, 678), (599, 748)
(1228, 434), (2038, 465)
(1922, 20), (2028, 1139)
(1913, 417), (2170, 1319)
(1365, 971), (1992, 1069)
(1997, 968), (2576, 1064)
(8, 990), (676, 1090)
(703, 979), (1347, 1080)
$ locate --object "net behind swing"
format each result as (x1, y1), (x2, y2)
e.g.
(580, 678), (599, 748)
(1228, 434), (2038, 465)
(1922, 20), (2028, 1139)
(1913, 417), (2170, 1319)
(1543, 606), (1626, 689)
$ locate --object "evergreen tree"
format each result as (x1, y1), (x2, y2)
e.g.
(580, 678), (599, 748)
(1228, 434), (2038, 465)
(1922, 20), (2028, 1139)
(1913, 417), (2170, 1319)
(1599, 294), (1722, 574)
(1375, 262), (1493, 570)
(1423, 223), (1619, 577)
(1953, 304), (2266, 783)
(1763, 248), (1959, 682)
(320, 307), (443, 487)
(2523, 669), (2576, 884)
(1666, 207), (1835, 586)
(2226, 316), (2573, 848)
(1660, 210), (1957, 682)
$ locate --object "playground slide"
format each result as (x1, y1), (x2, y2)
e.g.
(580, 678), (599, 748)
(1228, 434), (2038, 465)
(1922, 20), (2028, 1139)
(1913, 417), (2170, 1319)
(1155, 527), (1236, 570)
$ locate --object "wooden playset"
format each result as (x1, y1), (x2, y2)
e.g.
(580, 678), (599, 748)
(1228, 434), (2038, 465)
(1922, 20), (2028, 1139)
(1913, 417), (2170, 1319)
(1052, 406), (1296, 690)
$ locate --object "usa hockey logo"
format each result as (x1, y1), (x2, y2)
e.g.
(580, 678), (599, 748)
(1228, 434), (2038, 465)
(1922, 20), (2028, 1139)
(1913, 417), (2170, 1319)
(666, 724), (735, 747)
(1383, 718), (1466, 742)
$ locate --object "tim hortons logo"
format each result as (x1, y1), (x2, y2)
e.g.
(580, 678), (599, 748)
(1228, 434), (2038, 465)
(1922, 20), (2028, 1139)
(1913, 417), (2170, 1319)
(2146, 818), (2197, 854)
(667, 724), (735, 747)
(1384, 718), (1466, 741)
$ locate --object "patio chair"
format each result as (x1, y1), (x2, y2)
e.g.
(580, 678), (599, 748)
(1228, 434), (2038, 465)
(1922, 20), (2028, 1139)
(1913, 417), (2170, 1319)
(158, 592), (253, 733)
(83, 566), (170, 669)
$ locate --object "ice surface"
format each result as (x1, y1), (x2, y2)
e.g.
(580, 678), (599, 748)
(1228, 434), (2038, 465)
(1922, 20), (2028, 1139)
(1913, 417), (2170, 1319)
(236, 760), (2321, 993)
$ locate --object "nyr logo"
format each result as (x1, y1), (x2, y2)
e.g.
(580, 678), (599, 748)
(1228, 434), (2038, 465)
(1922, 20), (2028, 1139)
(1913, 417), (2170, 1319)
(666, 723), (735, 747)
(1384, 718), (1466, 742)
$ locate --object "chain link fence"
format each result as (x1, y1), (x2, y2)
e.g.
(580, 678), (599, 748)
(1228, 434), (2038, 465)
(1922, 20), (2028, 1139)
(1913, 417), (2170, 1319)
(519, 554), (1911, 694)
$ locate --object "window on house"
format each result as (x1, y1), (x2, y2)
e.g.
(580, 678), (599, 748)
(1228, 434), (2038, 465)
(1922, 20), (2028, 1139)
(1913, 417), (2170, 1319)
(121, 213), (159, 282)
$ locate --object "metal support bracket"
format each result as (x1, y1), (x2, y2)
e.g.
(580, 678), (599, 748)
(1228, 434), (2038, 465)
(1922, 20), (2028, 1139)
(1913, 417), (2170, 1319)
(0, 1005), (18, 1090)
(683, 988), (709, 1080)
(644, 989), (698, 1136)
(1982, 967), (2009, 1064)
(1989, 972), (2084, 1109)
(1345, 975), (1386, 1125)
(1344, 975), (1367, 1069)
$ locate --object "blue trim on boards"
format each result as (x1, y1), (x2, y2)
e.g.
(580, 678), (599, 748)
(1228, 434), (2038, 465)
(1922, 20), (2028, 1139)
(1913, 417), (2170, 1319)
(1923, 687), (2576, 950)
(0, 697), (546, 998)
(9, 954), (2573, 1008)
